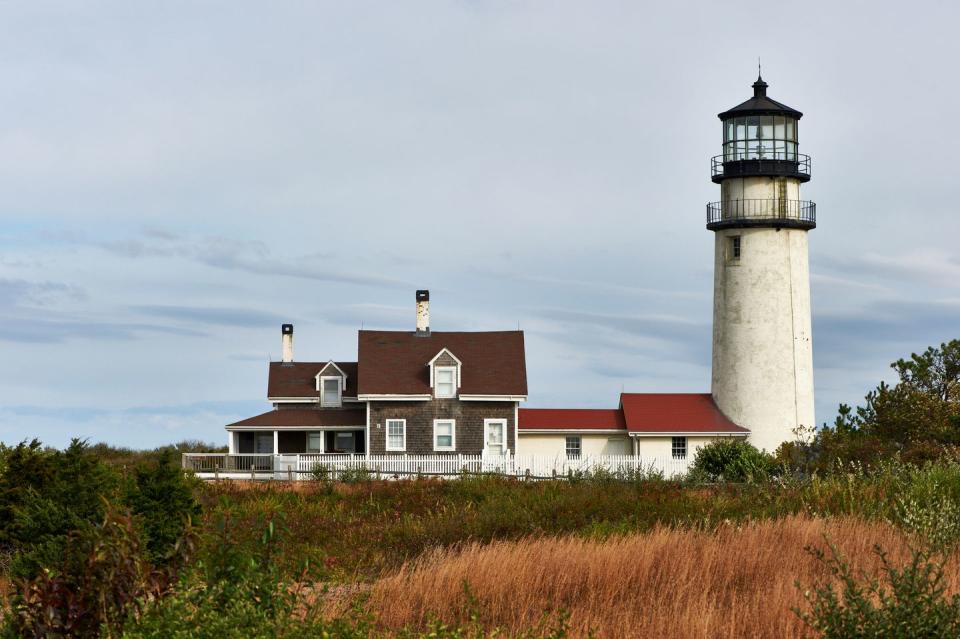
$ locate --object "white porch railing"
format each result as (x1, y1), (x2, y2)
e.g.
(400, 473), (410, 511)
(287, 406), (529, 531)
(182, 453), (693, 480)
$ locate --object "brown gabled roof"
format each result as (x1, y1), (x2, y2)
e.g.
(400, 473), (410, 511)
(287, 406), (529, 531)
(226, 408), (366, 428)
(267, 361), (358, 399)
(519, 408), (626, 431)
(357, 330), (527, 396)
(619, 393), (749, 434)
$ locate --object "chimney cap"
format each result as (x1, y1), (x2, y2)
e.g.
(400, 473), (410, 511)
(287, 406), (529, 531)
(416, 290), (430, 302)
(282, 324), (293, 334)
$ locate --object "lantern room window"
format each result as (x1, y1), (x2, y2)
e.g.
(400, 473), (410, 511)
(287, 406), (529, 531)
(723, 115), (798, 162)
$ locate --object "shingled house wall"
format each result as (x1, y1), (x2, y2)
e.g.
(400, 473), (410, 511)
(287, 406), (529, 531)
(368, 400), (516, 455)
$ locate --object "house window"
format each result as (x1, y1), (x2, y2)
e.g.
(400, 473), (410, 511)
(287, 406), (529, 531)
(386, 419), (406, 451)
(672, 436), (687, 460)
(334, 432), (355, 453)
(565, 436), (582, 459)
(307, 432), (324, 452)
(435, 367), (457, 398)
(433, 419), (456, 451)
(728, 236), (741, 262)
(321, 377), (341, 407)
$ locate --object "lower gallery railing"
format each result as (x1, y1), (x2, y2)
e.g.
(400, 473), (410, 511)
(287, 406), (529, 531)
(181, 453), (694, 480)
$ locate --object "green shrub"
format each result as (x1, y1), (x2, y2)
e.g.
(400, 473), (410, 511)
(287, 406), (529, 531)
(2, 439), (120, 579)
(3, 509), (188, 639)
(691, 439), (777, 482)
(125, 450), (201, 565)
(796, 542), (960, 638)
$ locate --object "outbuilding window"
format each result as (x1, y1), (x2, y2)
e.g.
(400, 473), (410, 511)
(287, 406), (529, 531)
(386, 419), (406, 451)
(565, 436), (582, 459)
(672, 437), (687, 460)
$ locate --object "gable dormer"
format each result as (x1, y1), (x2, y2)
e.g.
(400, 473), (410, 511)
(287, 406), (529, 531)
(315, 361), (348, 407)
(428, 348), (462, 399)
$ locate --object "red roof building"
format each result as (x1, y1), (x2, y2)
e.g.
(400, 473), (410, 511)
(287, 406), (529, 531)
(518, 394), (748, 436)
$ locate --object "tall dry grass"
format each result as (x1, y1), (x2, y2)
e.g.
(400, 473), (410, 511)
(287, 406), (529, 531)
(346, 516), (959, 639)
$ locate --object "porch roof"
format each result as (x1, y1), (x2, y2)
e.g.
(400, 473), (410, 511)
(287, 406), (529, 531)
(226, 408), (365, 429)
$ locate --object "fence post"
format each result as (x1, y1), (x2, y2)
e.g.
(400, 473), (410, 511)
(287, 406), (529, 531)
(214, 463), (219, 481)
(251, 466), (256, 481)
(287, 467), (293, 482)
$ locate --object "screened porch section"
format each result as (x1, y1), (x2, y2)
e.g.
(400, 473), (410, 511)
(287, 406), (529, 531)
(232, 429), (365, 455)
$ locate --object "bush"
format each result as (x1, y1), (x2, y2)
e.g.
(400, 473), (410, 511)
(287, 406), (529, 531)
(125, 450), (201, 565)
(2, 439), (120, 579)
(796, 542), (960, 638)
(690, 439), (777, 482)
(3, 509), (189, 639)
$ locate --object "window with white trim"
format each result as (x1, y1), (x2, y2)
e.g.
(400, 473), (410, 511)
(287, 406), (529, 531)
(386, 419), (406, 451)
(321, 377), (341, 407)
(433, 419), (456, 451)
(435, 367), (457, 398)
(672, 436), (687, 460)
(565, 436), (582, 459)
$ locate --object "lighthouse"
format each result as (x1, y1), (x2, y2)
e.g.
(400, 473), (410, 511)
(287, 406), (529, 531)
(708, 74), (816, 453)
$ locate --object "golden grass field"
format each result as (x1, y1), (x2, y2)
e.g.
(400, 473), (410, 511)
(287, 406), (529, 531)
(334, 516), (959, 639)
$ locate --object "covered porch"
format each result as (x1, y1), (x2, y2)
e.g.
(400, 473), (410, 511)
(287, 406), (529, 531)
(226, 407), (367, 455)
(230, 429), (366, 455)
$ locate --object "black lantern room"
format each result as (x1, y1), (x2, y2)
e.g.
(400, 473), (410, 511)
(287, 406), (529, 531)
(711, 75), (810, 183)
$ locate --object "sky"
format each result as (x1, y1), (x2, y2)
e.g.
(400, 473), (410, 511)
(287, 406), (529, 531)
(2, 1), (959, 449)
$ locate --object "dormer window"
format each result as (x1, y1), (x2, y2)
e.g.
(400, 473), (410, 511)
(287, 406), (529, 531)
(315, 361), (348, 407)
(435, 367), (457, 398)
(428, 348), (462, 399)
(320, 377), (342, 407)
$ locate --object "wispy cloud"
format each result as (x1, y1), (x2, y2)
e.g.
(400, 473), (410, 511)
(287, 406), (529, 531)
(64, 230), (410, 289)
(132, 304), (287, 328)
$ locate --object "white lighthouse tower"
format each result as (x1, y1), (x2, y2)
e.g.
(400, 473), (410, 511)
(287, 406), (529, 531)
(708, 74), (816, 453)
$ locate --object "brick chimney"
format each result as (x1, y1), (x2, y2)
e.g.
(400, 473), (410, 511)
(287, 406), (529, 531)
(415, 290), (430, 335)
(281, 324), (294, 364)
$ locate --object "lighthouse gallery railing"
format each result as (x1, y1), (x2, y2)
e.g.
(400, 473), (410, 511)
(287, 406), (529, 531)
(706, 199), (816, 226)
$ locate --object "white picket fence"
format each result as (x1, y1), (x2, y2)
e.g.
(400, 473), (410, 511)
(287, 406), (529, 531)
(182, 452), (693, 481)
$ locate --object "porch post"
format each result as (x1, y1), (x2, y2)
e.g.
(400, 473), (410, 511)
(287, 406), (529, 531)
(228, 431), (235, 454)
(273, 430), (279, 455)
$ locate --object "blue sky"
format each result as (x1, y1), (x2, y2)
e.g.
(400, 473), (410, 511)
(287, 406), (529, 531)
(2, 1), (959, 448)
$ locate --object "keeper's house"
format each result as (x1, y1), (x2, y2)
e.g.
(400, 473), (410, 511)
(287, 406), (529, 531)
(226, 291), (747, 461)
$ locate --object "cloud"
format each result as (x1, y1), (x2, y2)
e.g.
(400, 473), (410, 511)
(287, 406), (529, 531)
(0, 400), (264, 448)
(0, 278), (204, 343)
(132, 304), (287, 328)
(319, 303), (409, 329)
(816, 250), (960, 289)
(72, 230), (410, 289)
(814, 299), (960, 367)
(0, 278), (85, 308)
(0, 315), (204, 344)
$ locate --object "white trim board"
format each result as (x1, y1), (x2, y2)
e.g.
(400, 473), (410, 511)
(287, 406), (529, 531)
(628, 432), (749, 437)
(225, 425), (365, 432)
(519, 429), (628, 436)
